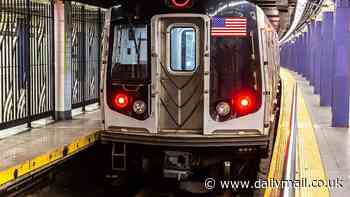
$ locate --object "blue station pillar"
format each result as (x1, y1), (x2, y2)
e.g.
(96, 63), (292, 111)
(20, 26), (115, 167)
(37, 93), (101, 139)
(309, 21), (316, 85)
(332, 0), (350, 127)
(289, 43), (293, 69)
(291, 40), (296, 71)
(299, 33), (305, 76)
(297, 35), (304, 74)
(320, 11), (334, 106)
(295, 37), (300, 73)
(285, 44), (290, 68)
(301, 32), (308, 77)
(282, 45), (287, 68)
(293, 40), (298, 71)
(289, 42), (293, 69)
(305, 23), (312, 82)
(313, 20), (322, 94)
(282, 45), (288, 68)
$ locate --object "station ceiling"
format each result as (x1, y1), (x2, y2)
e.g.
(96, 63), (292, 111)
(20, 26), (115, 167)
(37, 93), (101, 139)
(70, 0), (325, 39)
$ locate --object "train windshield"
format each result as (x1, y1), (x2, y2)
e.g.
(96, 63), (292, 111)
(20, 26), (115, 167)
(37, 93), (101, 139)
(110, 24), (149, 82)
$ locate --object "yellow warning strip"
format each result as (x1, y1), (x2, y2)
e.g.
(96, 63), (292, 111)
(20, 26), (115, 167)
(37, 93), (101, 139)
(0, 131), (100, 188)
(295, 87), (329, 197)
(264, 69), (329, 196)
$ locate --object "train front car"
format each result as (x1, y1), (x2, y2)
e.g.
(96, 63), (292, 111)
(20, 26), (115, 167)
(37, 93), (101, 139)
(101, 0), (280, 180)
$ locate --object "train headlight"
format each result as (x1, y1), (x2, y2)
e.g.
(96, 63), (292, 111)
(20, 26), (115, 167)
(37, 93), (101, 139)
(133, 100), (147, 115)
(216, 101), (231, 116)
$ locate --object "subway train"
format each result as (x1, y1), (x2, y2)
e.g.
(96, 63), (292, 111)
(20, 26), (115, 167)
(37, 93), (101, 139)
(100, 0), (280, 180)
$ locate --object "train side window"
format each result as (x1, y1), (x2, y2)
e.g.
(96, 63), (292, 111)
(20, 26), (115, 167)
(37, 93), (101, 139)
(169, 26), (198, 72)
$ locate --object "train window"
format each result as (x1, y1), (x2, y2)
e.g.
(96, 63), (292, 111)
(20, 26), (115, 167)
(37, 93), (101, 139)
(110, 24), (149, 82)
(169, 26), (197, 72)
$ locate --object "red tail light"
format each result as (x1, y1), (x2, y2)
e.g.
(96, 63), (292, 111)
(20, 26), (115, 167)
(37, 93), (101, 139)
(232, 90), (256, 115)
(114, 93), (129, 109)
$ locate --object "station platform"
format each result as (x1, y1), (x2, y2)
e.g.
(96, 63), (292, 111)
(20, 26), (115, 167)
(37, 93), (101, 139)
(0, 69), (346, 196)
(292, 71), (350, 196)
(0, 109), (102, 190)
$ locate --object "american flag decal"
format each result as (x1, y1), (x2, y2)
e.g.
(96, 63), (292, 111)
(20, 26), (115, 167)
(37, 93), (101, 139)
(211, 17), (248, 37)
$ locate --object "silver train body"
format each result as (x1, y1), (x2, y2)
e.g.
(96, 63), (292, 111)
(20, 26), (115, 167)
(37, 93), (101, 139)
(100, 0), (280, 173)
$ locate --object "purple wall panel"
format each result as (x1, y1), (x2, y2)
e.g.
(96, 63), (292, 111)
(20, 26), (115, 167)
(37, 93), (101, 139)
(332, 3), (350, 127)
(320, 12), (334, 106)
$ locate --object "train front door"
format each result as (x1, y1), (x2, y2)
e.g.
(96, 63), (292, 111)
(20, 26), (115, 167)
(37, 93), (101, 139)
(151, 14), (210, 133)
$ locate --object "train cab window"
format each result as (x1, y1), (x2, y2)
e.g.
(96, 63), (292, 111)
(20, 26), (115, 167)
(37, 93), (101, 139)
(169, 26), (198, 72)
(110, 24), (149, 82)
